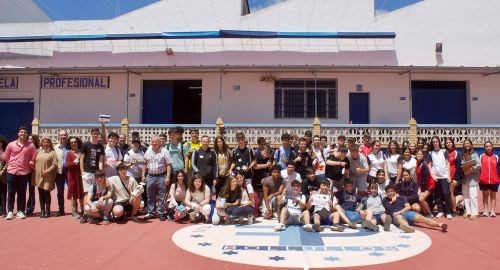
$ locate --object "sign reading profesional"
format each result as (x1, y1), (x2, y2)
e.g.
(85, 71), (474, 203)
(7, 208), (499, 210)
(41, 76), (110, 89)
(0, 77), (18, 89)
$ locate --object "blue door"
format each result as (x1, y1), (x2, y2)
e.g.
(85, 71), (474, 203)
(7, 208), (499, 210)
(0, 101), (34, 140)
(349, 93), (369, 124)
(142, 81), (174, 124)
(411, 81), (467, 124)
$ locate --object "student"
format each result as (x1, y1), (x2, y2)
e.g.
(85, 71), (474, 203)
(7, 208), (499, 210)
(82, 170), (113, 223)
(399, 147), (417, 182)
(273, 133), (297, 170)
(427, 136), (452, 219)
(367, 140), (389, 183)
(281, 162), (302, 191)
(479, 141), (499, 217)
(301, 168), (321, 201)
(252, 146), (272, 215)
(334, 179), (362, 229)
(460, 139), (480, 220)
(311, 135), (327, 181)
(293, 138), (312, 180)
(108, 163), (142, 223)
(167, 170), (187, 221)
(273, 180), (313, 232)
(34, 138), (58, 218)
(325, 146), (350, 192)
(396, 169), (420, 213)
(102, 131), (123, 178)
(307, 179), (345, 232)
(234, 171), (255, 224)
(123, 138), (146, 209)
(261, 165), (285, 219)
(215, 177), (242, 224)
(347, 144), (369, 196)
(166, 126), (189, 180)
(80, 127), (105, 219)
(357, 182), (390, 232)
(360, 133), (372, 157)
(230, 132), (255, 185)
(415, 149), (435, 218)
(184, 129), (202, 181)
(213, 135), (232, 196)
(184, 174), (212, 222)
(326, 135), (347, 157)
(375, 169), (390, 197)
(386, 140), (401, 183)
(383, 184), (448, 233)
(445, 137), (460, 216)
(191, 135), (218, 189)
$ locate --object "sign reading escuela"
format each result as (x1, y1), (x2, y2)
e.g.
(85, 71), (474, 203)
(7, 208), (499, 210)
(0, 77), (18, 89)
(41, 76), (110, 89)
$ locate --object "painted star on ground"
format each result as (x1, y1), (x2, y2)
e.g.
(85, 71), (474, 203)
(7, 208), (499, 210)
(324, 256), (340, 262)
(398, 244), (411, 248)
(223, 251), (238, 255)
(198, 242), (212, 246)
(400, 235), (412, 239)
(269, 256), (286, 261)
(190, 234), (204, 238)
(368, 252), (385, 257)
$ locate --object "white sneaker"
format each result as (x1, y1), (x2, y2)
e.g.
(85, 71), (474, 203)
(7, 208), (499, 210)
(6, 212), (14, 220)
(303, 224), (314, 232)
(247, 215), (254, 225)
(446, 214), (452, 219)
(16, 211), (26, 219)
(273, 224), (286, 231)
(482, 211), (490, 217)
(435, 212), (444, 218)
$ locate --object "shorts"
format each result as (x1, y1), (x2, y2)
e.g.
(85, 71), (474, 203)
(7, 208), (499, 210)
(479, 183), (500, 192)
(314, 209), (332, 226)
(82, 172), (96, 193)
(395, 211), (417, 225)
(285, 214), (302, 225)
(114, 201), (133, 214)
(372, 213), (384, 224)
(345, 210), (361, 223)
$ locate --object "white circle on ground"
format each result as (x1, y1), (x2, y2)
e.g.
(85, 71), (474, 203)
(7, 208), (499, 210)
(172, 218), (432, 268)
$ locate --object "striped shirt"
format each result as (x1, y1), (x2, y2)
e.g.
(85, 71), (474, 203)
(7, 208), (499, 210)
(144, 147), (172, 175)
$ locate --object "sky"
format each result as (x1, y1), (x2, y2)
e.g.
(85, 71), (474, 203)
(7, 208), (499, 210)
(33, 0), (423, 21)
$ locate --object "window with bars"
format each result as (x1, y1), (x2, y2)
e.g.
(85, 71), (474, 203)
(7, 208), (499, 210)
(274, 79), (338, 119)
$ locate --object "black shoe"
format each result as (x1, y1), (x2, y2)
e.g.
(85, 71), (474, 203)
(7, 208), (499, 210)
(159, 214), (166, 221)
(102, 215), (110, 223)
(40, 211), (46, 218)
(80, 215), (88, 224)
(44, 211), (50, 218)
(131, 215), (142, 224)
(55, 211), (64, 217)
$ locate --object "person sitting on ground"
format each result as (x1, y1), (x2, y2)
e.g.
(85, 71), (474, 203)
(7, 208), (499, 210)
(184, 174), (211, 222)
(215, 177), (242, 224)
(357, 182), (390, 232)
(108, 163), (142, 223)
(232, 170), (256, 224)
(396, 169), (421, 213)
(383, 184), (448, 233)
(334, 179), (362, 229)
(167, 170), (187, 221)
(261, 165), (285, 219)
(274, 180), (313, 232)
(306, 179), (345, 232)
(81, 170), (113, 224)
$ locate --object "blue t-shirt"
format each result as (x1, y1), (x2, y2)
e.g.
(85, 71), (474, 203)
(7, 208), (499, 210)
(334, 190), (361, 211)
(383, 196), (408, 216)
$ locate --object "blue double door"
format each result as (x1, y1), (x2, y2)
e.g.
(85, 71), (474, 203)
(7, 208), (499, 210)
(142, 80), (202, 124)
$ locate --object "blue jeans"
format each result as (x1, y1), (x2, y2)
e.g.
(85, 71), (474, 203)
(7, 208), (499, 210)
(55, 173), (67, 212)
(26, 173), (35, 214)
(146, 175), (167, 215)
(7, 173), (29, 213)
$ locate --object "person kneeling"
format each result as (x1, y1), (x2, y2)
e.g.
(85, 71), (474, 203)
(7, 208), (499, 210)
(273, 180), (312, 232)
(383, 184), (447, 233)
(81, 170), (113, 224)
(108, 163), (142, 223)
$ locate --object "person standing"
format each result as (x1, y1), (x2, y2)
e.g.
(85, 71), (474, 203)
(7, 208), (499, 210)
(166, 127), (188, 181)
(80, 127), (105, 213)
(0, 135), (8, 217)
(191, 135), (217, 189)
(54, 130), (69, 216)
(4, 127), (36, 220)
(142, 135), (172, 221)
(26, 134), (40, 215)
(34, 138), (57, 218)
(185, 129), (202, 182)
(66, 136), (85, 218)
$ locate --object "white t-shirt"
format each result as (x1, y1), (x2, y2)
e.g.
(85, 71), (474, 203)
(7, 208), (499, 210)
(368, 151), (386, 177)
(348, 153), (369, 179)
(310, 192), (337, 213)
(285, 193), (306, 215)
(312, 147), (327, 175)
(429, 149), (449, 179)
(401, 157), (417, 181)
(386, 153), (400, 178)
(376, 179), (390, 197)
(104, 145), (123, 178)
(124, 149), (145, 179)
(281, 170), (302, 191)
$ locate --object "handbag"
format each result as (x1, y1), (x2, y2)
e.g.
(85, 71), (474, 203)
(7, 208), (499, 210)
(173, 205), (188, 221)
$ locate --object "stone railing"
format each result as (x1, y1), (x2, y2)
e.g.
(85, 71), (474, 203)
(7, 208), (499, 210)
(34, 118), (500, 148)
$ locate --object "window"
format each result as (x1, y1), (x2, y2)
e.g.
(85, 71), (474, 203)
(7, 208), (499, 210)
(274, 79), (338, 119)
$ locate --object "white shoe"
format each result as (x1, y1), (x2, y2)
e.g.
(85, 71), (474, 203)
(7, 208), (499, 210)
(6, 212), (14, 220)
(435, 212), (444, 218)
(16, 211), (26, 219)
(482, 211), (490, 217)
(247, 215), (254, 225)
(446, 214), (452, 219)
(273, 224), (286, 231)
(303, 224), (314, 232)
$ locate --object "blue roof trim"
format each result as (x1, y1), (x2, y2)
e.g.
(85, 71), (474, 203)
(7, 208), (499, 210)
(0, 30), (396, 42)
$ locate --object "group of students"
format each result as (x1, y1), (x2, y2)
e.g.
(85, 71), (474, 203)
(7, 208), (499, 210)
(0, 125), (498, 233)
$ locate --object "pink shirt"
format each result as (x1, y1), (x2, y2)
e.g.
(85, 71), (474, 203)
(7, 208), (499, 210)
(5, 140), (36, 176)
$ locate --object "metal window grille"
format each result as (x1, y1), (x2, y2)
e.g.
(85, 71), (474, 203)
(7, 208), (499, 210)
(274, 79), (337, 119)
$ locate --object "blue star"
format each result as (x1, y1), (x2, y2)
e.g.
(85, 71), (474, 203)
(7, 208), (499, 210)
(400, 235), (411, 239)
(223, 251), (238, 256)
(198, 242), (212, 247)
(369, 252), (384, 257)
(269, 256), (286, 261)
(397, 244), (410, 248)
(190, 234), (203, 238)
(324, 256), (340, 262)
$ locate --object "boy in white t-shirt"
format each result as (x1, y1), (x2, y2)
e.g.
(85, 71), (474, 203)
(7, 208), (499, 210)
(273, 180), (313, 232)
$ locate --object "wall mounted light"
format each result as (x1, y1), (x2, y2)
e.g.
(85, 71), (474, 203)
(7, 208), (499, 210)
(165, 48), (174, 56)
